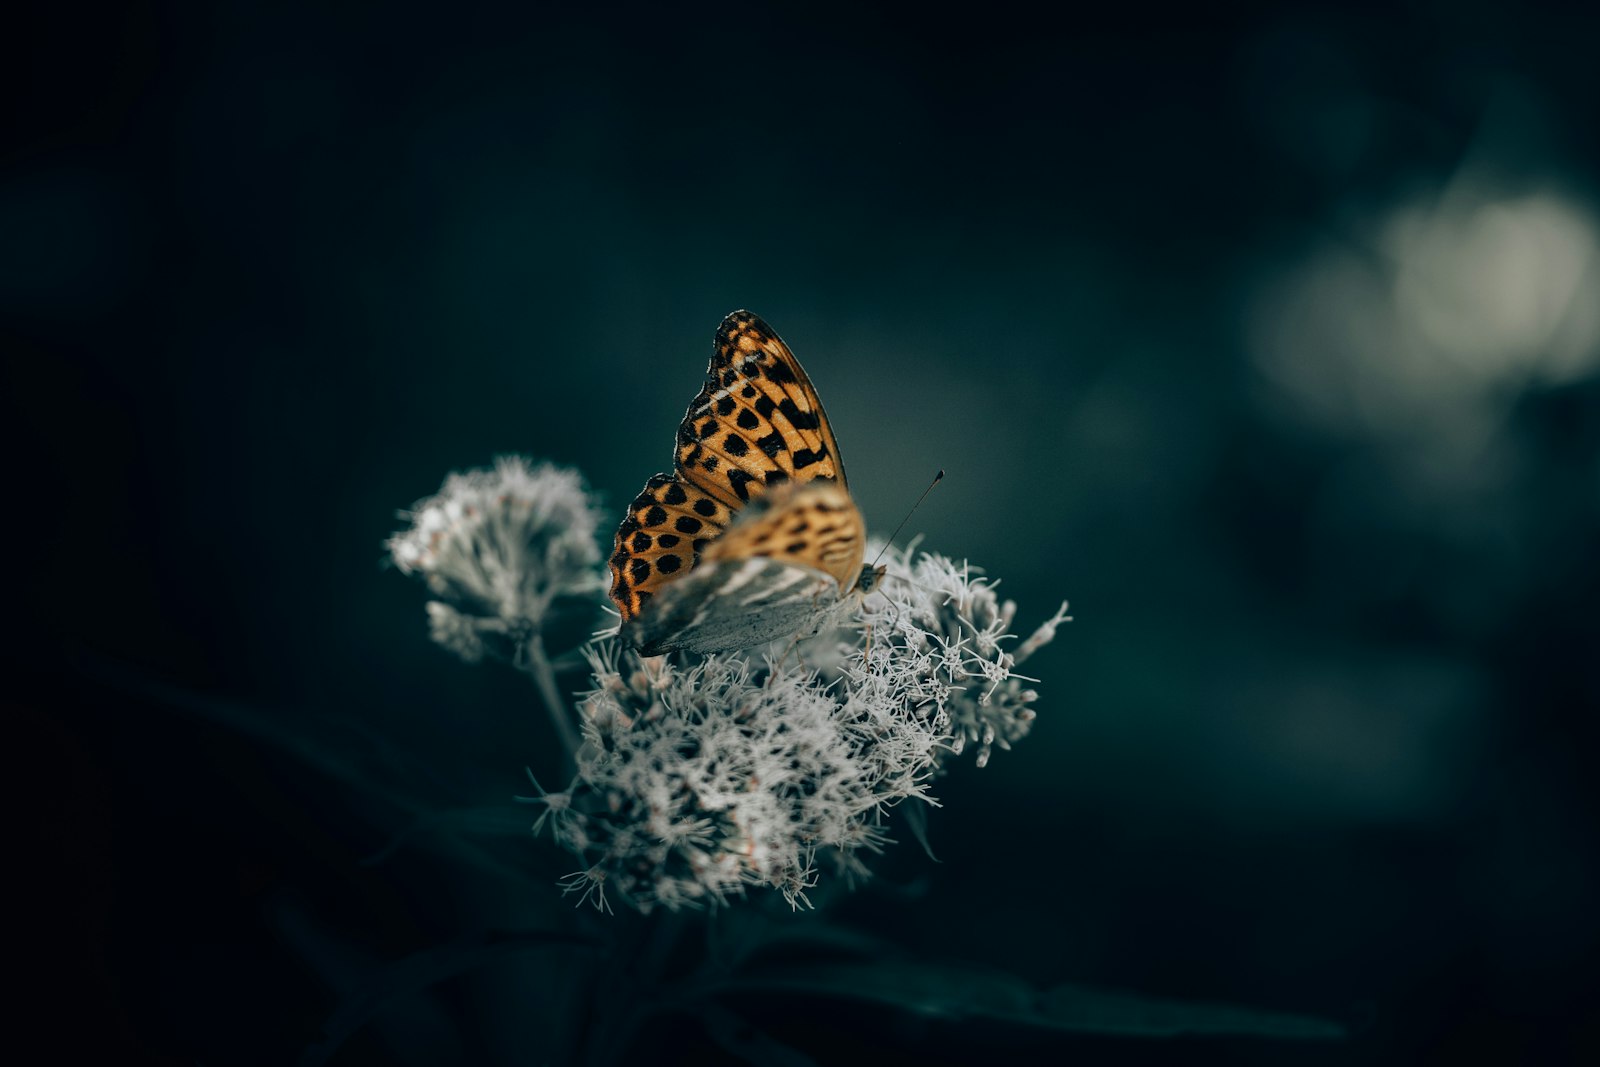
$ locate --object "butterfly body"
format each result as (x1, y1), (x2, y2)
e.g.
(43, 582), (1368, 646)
(609, 311), (870, 654)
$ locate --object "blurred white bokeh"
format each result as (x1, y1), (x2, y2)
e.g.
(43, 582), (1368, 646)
(1391, 191), (1599, 386)
(1249, 178), (1600, 439)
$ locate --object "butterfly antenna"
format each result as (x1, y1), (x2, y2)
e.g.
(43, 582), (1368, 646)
(871, 469), (944, 569)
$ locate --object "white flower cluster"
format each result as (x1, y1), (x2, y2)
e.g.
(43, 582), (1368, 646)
(535, 543), (1070, 912)
(386, 456), (1070, 913)
(387, 457), (604, 661)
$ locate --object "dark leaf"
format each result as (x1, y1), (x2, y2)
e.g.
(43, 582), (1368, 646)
(691, 962), (1345, 1040)
(1036, 983), (1348, 1039)
(698, 1002), (820, 1067)
(360, 804), (538, 865)
(705, 909), (893, 972)
(298, 929), (602, 1067)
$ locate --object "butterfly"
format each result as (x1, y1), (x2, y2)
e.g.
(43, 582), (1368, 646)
(608, 311), (878, 655)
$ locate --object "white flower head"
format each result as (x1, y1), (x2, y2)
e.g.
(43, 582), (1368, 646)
(388, 457), (605, 658)
(535, 642), (945, 912)
(424, 600), (488, 663)
(528, 542), (1069, 912)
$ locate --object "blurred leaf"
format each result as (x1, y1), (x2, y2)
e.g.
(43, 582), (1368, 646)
(698, 1002), (820, 1067)
(1036, 983), (1347, 1038)
(298, 928), (602, 1067)
(724, 961), (1033, 1018)
(729, 922), (895, 970)
(705, 909), (894, 973)
(901, 800), (941, 862)
(360, 804), (536, 865)
(692, 962), (1345, 1040)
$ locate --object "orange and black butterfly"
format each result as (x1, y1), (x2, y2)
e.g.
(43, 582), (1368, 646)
(608, 311), (877, 655)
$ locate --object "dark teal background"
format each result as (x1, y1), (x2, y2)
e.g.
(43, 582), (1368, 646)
(7, 1), (1599, 1063)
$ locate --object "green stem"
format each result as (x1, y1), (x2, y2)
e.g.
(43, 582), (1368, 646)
(525, 630), (582, 771)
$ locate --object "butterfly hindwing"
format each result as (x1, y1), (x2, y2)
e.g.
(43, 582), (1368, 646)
(623, 484), (859, 655)
(701, 481), (864, 591)
(623, 559), (841, 656)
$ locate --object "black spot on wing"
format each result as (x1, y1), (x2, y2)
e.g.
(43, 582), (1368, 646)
(727, 469), (756, 501)
(693, 497), (718, 517)
(777, 397), (820, 430)
(723, 434), (749, 457)
(792, 447), (827, 470)
(716, 395), (735, 416)
(656, 554), (681, 574)
(675, 515), (703, 534)
(631, 532), (652, 552)
(663, 483), (687, 505)
(736, 408), (760, 430)
(656, 533), (680, 547)
(755, 431), (786, 458)
(629, 558), (651, 582)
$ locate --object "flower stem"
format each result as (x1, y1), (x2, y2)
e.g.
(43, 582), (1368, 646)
(524, 631), (582, 769)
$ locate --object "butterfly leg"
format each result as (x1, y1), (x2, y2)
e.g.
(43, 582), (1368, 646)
(775, 631), (805, 672)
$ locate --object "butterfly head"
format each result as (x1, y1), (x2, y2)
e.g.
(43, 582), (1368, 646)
(856, 564), (886, 597)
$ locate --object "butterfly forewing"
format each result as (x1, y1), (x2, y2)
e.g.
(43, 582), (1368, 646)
(608, 310), (865, 649)
(673, 311), (847, 506)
